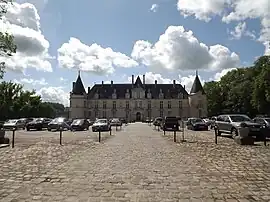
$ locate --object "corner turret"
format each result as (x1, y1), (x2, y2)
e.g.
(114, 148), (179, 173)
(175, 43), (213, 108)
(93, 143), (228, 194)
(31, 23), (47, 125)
(188, 71), (207, 118)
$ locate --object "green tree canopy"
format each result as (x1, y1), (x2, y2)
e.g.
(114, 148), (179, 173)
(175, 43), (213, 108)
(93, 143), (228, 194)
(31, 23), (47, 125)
(204, 55), (270, 118)
(0, 0), (17, 79)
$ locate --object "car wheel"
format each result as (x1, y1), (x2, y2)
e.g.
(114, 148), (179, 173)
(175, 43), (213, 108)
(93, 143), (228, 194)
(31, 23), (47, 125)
(48, 128), (51, 131)
(231, 128), (238, 139)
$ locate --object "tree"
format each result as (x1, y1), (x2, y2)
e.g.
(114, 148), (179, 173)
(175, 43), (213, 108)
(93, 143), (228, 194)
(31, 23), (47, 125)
(0, 81), (66, 120)
(0, 0), (17, 79)
(204, 55), (270, 118)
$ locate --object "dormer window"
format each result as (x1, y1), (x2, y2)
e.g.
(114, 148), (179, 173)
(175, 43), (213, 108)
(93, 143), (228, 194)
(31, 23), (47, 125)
(95, 92), (99, 99)
(178, 92), (183, 99)
(159, 89), (164, 99)
(125, 89), (130, 99)
(147, 89), (151, 99)
(112, 89), (117, 99)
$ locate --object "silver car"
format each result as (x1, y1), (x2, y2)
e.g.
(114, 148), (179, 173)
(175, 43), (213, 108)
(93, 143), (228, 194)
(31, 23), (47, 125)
(215, 114), (262, 138)
(3, 119), (25, 130)
(92, 119), (111, 132)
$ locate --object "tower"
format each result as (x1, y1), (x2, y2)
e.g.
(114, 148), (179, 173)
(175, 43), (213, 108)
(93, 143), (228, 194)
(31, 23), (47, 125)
(188, 71), (207, 118)
(69, 71), (87, 118)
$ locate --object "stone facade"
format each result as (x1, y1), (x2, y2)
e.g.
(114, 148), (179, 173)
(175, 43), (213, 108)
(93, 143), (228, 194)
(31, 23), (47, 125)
(69, 73), (207, 121)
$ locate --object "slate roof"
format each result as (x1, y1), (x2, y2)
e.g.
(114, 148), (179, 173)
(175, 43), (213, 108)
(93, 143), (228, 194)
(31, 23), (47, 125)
(190, 75), (205, 94)
(72, 74), (86, 95)
(87, 80), (189, 99)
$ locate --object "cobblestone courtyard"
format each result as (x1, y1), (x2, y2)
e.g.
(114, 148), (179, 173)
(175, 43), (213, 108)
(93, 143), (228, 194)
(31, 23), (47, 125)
(0, 123), (270, 202)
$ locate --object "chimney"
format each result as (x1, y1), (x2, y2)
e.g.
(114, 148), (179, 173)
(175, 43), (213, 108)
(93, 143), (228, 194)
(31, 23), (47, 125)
(143, 75), (145, 85)
(184, 85), (185, 90)
(102, 81), (104, 85)
(155, 80), (157, 88)
(88, 87), (90, 94)
(173, 80), (175, 88)
(111, 80), (113, 87)
(72, 82), (75, 90)
(132, 75), (134, 88)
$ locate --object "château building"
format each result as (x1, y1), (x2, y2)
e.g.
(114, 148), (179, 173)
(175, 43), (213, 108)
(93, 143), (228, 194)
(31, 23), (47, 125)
(69, 72), (207, 121)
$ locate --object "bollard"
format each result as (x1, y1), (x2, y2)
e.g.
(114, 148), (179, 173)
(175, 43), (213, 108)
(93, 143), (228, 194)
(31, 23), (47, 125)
(264, 132), (266, 146)
(163, 129), (165, 135)
(98, 128), (101, 142)
(158, 126), (160, 131)
(12, 128), (16, 148)
(214, 127), (217, 144)
(59, 127), (63, 145)
(110, 128), (112, 136)
(182, 122), (185, 142)
(174, 130), (176, 142)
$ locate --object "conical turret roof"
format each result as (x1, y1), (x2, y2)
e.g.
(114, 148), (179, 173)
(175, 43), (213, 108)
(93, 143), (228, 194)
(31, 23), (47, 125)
(72, 71), (86, 95)
(190, 72), (205, 94)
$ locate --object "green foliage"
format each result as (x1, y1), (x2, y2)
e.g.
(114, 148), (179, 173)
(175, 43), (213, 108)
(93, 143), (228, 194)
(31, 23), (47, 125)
(0, 81), (66, 121)
(0, 0), (17, 79)
(204, 55), (270, 118)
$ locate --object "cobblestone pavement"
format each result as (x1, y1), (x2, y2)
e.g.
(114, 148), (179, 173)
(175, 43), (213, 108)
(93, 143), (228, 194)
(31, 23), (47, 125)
(1, 123), (270, 202)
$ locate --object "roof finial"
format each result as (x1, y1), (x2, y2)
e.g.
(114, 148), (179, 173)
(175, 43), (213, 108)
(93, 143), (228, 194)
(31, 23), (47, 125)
(195, 70), (198, 76)
(78, 69), (80, 76)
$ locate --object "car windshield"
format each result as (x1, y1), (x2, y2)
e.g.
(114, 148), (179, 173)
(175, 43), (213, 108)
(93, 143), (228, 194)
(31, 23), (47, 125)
(56, 118), (65, 123)
(6, 120), (17, 123)
(97, 119), (107, 124)
(111, 119), (119, 122)
(230, 115), (251, 122)
(191, 118), (203, 123)
(73, 119), (82, 124)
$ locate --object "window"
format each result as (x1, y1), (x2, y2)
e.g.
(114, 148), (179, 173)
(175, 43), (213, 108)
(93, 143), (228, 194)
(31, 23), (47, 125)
(126, 111), (129, 119)
(137, 92), (140, 98)
(135, 101), (138, 108)
(139, 101), (142, 108)
(179, 101), (182, 109)
(112, 111), (116, 117)
(126, 101), (129, 109)
(119, 102), (122, 108)
(95, 101), (98, 109)
(84, 111), (87, 117)
(95, 110), (98, 118)
(148, 110), (151, 118)
(95, 93), (99, 99)
(160, 110), (163, 117)
(147, 101), (151, 109)
(160, 101), (163, 109)
(198, 100), (203, 108)
(84, 101), (86, 108)
(88, 111), (91, 117)
(103, 101), (107, 109)
(113, 101), (116, 109)
(178, 93), (183, 99)
(168, 101), (171, 109)
(102, 111), (106, 118)
(217, 116), (224, 121)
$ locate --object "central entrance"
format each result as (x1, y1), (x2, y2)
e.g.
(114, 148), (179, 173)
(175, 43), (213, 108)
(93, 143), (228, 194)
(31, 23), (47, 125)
(136, 112), (141, 121)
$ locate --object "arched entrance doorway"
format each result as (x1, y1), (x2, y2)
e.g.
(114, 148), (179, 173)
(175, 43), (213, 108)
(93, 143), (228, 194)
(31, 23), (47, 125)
(136, 112), (141, 121)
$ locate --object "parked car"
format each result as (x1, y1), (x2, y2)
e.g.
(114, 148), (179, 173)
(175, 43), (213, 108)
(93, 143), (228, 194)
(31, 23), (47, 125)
(120, 118), (127, 124)
(26, 118), (52, 131)
(162, 116), (179, 131)
(92, 119), (111, 132)
(253, 117), (270, 138)
(203, 118), (211, 126)
(153, 117), (163, 127)
(3, 119), (25, 130)
(110, 118), (122, 127)
(186, 118), (208, 131)
(70, 119), (89, 131)
(215, 114), (262, 139)
(47, 117), (70, 131)
(87, 119), (95, 126)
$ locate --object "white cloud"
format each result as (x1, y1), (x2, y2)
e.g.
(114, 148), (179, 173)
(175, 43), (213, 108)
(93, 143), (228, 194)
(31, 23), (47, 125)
(176, 0), (270, 55)
(213, 68), (237, 81)
(36, 86), (69, 107)
(150, 4), (159, 12)
(0, 2), (52, 73)
(20, 77), (48, 85)
(131, 26), (239, 72)
(16, 0), (48, 11)
(57, 37), (138, 75)
(228, 22), (257, 40)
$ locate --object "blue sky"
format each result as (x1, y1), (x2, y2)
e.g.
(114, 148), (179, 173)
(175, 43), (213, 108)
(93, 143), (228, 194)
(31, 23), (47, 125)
(1, 0), (269, 105)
